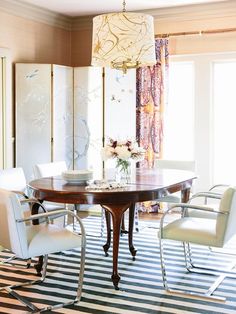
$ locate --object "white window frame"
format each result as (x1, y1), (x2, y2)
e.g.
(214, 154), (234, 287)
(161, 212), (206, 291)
(170, 52), (236, 191)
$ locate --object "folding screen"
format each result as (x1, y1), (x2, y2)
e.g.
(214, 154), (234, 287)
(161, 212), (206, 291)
(16, 64), (53, 181)
(52, 65), (73, 168)
(15, 64), (136, 181)
(0, 48), (12, 170)
(74, 67), (103, 178)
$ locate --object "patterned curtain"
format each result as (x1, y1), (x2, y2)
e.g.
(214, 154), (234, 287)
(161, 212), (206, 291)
(136, 38), (169, 168)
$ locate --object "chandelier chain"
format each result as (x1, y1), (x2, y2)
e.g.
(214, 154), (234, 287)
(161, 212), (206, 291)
(122, 0), (126, 12)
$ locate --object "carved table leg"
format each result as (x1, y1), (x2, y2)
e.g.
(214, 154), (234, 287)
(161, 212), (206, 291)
(103, 208), (111, 256)
(128, 203), (137, 260)
(181, 187), (191, 203)
(102, 203), (130, 290)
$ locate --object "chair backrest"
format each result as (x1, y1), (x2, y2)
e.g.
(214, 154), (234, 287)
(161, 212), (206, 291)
(0, 167), (27, 192)
(0, 188), (28, 258)
(155, 159), (196, 172)
(217, 186), (236, 245)
(34, 161), (67, 178)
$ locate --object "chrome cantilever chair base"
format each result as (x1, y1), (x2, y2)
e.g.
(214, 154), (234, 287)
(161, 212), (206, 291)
(159, 188), (236, 302)
(0, 254), (31, 269)
(0, 191), (86, 314)
(160, 238), (236, 302)
(2, 244), (85, 311)
(1, 255), (49, 312)
(1, 255), (81, 313)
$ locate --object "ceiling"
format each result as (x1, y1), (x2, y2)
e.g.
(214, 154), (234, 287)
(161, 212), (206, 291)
(19, 0), (227, 17)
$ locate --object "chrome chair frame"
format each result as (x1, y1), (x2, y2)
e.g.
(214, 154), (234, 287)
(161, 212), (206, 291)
(159, 203), (236, 302)
(0, 193), (42, 269)
(187, 191), (236, 256)
(0, 208), (86, 313)
(34, 161), (105, 237)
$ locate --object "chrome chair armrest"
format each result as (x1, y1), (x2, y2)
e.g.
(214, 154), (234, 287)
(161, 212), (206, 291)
(189, 191), (222, 204)
(12, 190), (29, 199)
(170, 203), (227, 214)
(160, 203), (227, 232)
(16, 209), (86, 245)
(20, 198), (48, 213)
(209, 184), (229, 191)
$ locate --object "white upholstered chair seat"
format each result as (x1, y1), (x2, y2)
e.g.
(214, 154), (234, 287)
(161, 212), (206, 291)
(26, 224), (81, 258)
(33, 161), (69, 225)
(0, 167), (27, 193)
(0, 167), (32, 266)
(34, 161), (67, 179)
(34, 161), (105, 236)
(159, 186), (236, 301)
(0, 188), (86, 312)
(162, 217), (220, 247)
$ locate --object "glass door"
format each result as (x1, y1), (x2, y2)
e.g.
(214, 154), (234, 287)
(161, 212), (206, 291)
(213, 60), (236, 184)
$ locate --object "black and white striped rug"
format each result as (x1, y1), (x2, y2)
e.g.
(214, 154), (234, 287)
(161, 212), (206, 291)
(0, 216), (236, 313)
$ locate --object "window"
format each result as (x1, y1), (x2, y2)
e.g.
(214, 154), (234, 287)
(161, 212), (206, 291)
(163, 61), (194, 160)
(213, 61), (236, 183)
(166, 53), (236, 191)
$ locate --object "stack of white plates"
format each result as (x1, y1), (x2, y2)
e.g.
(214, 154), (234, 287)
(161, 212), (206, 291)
(62, 170), (93, 184)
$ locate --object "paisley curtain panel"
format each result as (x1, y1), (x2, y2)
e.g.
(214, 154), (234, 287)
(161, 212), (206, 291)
(136, 38), (169, 168)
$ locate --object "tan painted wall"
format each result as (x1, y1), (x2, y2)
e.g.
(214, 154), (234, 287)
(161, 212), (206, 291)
(71, 28), (92, 67)
(0, 11), (71, 65)
(155, 15), (236, 55)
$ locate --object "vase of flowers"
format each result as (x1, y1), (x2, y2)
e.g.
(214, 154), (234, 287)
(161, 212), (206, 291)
(101, 138), (145, 182)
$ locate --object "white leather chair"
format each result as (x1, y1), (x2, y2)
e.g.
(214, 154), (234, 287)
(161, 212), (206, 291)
(34, 160), (67, 179)
(135, 160), (196, 232)
(0, 188), (86, 312)
(34, 161), (68, 225)
(0, 167), (29, 197)
(155, 159), (196, 203)
(0, 167), (33, 267)
(186, 184), (230, 218)
(34, 161), (105, 236)
(159, 186), (236, 301)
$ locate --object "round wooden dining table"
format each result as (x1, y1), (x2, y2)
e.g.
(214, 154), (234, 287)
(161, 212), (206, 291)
(29, 168), (197, 289)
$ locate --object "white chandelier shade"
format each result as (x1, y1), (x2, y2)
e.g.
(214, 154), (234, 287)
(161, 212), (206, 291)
(91, 12), (156, 73)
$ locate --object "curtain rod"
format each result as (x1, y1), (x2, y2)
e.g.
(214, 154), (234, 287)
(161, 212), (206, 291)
(155, 27), (236, 38)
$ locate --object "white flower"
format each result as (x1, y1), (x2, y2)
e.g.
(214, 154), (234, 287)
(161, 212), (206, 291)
(115, 146), (131, 160)
(101, 138), (146, 163)
(101, 146), (115, 160)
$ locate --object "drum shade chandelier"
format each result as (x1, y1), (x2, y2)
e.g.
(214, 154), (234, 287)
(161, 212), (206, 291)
(91, 0), (156, 73)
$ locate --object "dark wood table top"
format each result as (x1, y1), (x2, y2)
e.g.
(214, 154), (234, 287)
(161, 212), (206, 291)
(28, 168), (197, 205)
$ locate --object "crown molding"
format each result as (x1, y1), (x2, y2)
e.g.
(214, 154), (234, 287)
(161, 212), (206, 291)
(0, 0), (71, 30)
(0, 0), (235, 31)
(71, 15), (93, 31)
(143, 0), (236, 21)
(72, 0), (236, 30)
